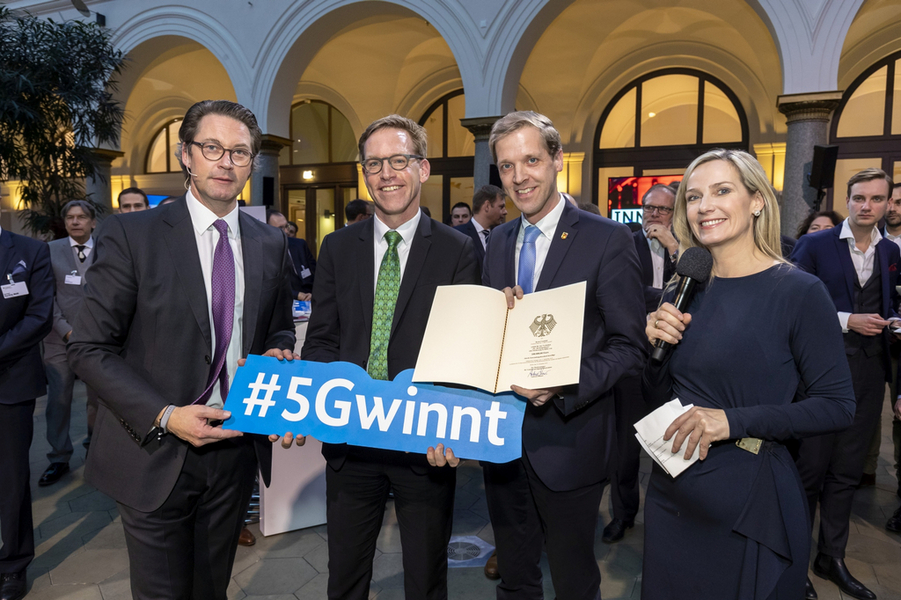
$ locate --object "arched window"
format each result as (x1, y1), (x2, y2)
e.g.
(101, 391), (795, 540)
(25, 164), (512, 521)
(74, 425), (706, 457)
(145, 120), (182, 173)
(279, 101), (358, 257)
(593, 69), (748, 214)
(286, 100), (356, 165)
(830, 51), (901, 207)
(418, 90), (475, 223)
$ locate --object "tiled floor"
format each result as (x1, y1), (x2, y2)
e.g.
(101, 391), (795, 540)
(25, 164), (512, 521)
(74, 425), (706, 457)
(17, 382), (901, 599)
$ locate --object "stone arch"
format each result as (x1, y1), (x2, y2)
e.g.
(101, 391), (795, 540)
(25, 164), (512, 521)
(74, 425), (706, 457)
(838, 0), (901, 88)
(255, 1), (481, 136)
(110, 7), (251, 109)
(742, 0), (866, 93)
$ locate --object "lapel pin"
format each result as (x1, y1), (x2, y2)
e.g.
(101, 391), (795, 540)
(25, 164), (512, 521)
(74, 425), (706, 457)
(561, 232), (569, 240)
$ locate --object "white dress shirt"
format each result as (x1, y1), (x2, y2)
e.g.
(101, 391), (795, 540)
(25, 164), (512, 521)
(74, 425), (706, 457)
(185, 190), (245, 409)
(514, 193), (566, 289)
(885, 228), (901, 251)
(837, 218), (882, 333)
(69, 235), (94, 260)
(471, 217), (489, 250)
(642, 229), (666, 289)
(372, 209), (422, 293)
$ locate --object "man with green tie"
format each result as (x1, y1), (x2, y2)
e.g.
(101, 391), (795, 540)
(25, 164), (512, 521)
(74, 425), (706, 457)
(300, 114), (478, 600)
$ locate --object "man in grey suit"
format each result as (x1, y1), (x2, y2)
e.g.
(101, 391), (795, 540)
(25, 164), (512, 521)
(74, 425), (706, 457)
(39, 200), (98, 487)
(69, 100), (296, 600)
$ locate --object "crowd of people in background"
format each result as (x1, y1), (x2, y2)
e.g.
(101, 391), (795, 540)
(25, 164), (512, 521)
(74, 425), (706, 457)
(2, 98), (901, 600)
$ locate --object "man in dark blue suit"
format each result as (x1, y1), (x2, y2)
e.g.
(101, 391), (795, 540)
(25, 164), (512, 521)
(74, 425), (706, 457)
(480, 111), (646, 600)
(601, 183), (678, 545)
(455, 184), (507, 278)
(791, 168), (899, 600)
(267, 210), (316, 299)
(0, 227), (54, 600)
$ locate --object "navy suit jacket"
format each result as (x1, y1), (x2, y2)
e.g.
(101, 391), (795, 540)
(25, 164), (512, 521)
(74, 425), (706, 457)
(69, 198), (296, 511)
(303, 212), (478, 469)
(790, 225), (901, 380)
(287, 236), (316, 295)
(482, 200), (647, 491)
(455, 220), (486, 277)
(632, 229), (676, 314)
(0, 230), (54, 403)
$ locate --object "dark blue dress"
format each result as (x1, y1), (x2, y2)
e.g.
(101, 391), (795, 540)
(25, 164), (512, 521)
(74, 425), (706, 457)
(641, 264), (855, 600)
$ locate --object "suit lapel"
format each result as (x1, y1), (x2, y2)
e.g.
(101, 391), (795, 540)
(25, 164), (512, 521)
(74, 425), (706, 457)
(162, 200), (212, 348)
(536, 201), (579, 292)
(501, 221), (518, 288)
(0, 230), (17, 280)
(833, 228), (857, 303)
(240, 213), (263, 354)
(876, 239), (892, 316)
(635, 233), (653, 286)
(392, 215), (431, 334)
(358, 219), (375, 335)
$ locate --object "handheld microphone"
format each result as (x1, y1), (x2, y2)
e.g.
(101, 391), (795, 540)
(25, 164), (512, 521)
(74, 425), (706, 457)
(650, 246), (712, 363)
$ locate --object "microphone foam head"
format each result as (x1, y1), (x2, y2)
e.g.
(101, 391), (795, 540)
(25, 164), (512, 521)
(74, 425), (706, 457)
(676, 247), (713, 283)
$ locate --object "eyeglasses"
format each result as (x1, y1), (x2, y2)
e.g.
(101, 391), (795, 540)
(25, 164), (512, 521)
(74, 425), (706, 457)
(361, 154), (423, 175)
(189, 141), (254, 167)
(642, 204), (674, 215)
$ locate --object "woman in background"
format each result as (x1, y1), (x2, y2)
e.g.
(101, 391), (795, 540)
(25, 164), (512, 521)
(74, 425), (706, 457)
(796, 210), (843, 238)
(642, 149), (855, 600)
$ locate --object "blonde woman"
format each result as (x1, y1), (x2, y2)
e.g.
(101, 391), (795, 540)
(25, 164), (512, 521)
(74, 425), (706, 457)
(643, 149), (855, 600)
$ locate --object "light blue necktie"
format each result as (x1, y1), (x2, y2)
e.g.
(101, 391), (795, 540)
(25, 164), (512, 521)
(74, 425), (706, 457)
(518, 225), (541, 294)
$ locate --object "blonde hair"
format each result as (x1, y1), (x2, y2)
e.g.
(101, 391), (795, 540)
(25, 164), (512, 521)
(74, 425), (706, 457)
(673, 149), (785, 278)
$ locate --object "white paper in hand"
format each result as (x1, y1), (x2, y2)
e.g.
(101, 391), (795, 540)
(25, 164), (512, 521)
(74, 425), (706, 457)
(634, 398), (701, 478)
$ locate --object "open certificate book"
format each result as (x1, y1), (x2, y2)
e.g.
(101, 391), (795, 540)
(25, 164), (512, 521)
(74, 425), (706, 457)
(412, 282), (586, 394)
(634, 399), (701, 478)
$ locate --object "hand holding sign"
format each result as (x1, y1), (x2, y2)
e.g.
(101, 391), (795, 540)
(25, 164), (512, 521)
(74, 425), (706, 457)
(223, 356), (526, 463)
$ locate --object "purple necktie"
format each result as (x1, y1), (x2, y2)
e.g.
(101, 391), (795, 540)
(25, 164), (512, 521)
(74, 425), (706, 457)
(193, 219), (236, 405)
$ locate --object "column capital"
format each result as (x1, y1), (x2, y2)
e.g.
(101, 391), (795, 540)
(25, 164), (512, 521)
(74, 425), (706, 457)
(259, 134), (292, 154)
(460, 116), (504, 140)
(91, 148), (125, 163)
(777, 91), (843, 124)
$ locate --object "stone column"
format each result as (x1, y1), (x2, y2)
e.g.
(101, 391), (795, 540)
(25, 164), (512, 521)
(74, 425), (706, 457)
(85, 149), (124, 218)
(776, 91), (842, 236)
(461, 116), (503, 191)
(250, 134), (291, 207)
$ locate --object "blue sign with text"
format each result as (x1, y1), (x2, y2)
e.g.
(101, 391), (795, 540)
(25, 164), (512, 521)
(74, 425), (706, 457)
(222, 356), (526, 463)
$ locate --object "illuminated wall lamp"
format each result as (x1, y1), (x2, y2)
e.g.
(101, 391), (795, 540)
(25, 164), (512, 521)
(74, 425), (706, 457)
(302, 170), (314, 180)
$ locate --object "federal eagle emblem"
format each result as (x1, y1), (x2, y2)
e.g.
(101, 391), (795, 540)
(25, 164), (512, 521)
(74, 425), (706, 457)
(529, 314), (556, 337)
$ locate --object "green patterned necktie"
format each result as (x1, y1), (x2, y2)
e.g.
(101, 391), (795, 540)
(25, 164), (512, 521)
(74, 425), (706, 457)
(368, 230), (402, 380)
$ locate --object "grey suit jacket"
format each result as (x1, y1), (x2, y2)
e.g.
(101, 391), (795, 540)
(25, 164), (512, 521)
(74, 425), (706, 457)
(68, 198), (296, 511)
(44, 237), (95, 361)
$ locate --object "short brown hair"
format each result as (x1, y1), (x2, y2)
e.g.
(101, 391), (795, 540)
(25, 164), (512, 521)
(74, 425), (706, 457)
(489, 111), (561, 163)
(358, 115), (427, 160)
(176, 100), (262, 179)
(472, 185), (505, 213)
(846, 168), (893, 199)
(118, 187), (148, 207)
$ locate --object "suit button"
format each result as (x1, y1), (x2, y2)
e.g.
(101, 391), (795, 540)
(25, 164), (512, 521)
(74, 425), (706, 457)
(205, 355), (212, 365)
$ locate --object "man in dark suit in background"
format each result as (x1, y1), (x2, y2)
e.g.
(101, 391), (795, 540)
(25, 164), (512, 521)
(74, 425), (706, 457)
(345, 198), (374, 224)
(480, 111), (646, 600)
(791, 168), (899, 600)
(299, 114), (477, 600)
(455, 184), (507, 278)
(0, 227), (54, 600)
(39, 200), (98, 488)
(68, 100), (296, 600)
(600, 183), (678, 545)
(267, 209), (316, 300)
